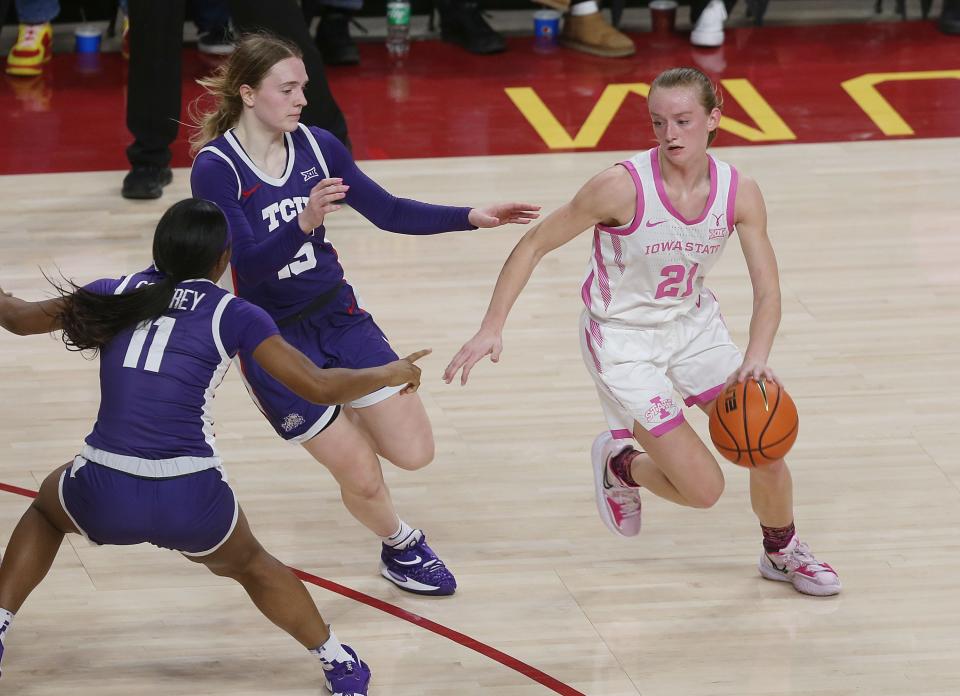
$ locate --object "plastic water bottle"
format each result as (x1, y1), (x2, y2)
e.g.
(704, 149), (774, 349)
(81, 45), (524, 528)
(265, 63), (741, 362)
(386, 0), (411, 62)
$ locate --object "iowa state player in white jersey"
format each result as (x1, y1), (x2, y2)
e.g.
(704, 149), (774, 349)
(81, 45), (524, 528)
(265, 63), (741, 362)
(190, 34), (539, 597)
(445, 67), (840, 596)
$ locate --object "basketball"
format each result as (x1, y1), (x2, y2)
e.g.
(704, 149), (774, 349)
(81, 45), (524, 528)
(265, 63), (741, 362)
(709, 379), (798, 467)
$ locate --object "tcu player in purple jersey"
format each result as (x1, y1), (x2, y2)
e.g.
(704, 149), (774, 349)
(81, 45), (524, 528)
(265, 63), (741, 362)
(189, 34), (540, 596)
(0, 199), (431, 693)
(445, 68), (840, 596)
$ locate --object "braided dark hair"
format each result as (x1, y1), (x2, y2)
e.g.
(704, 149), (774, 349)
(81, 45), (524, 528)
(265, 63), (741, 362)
(55, 199), (229, 353)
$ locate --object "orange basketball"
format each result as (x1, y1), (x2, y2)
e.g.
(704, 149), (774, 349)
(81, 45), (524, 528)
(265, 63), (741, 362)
(709, 379), (798, 467)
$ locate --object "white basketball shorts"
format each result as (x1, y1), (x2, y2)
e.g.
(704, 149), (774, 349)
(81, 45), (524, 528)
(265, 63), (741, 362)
(579, 291), (742, 439)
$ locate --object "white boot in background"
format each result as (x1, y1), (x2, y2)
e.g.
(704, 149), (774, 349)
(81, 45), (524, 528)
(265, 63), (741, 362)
(691, 0), (727, 47)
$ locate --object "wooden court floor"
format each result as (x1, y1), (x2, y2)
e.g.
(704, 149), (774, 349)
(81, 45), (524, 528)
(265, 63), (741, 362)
(1, 138), (959, 695)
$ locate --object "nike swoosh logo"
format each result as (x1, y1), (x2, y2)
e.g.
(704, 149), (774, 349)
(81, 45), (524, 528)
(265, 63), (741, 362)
(241, 183), (262, 198)
(393, 555), (423, 566)
(767, 556), (788, 573)
(645, 220), (667, 227)
(602, 466), (616, 491)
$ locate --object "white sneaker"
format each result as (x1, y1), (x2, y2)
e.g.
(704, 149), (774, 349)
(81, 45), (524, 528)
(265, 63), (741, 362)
(759, 535), (841, 596)
(691, 0), (727, 47)
(591, 432), (642, 537)
(0, 615), (9, 678)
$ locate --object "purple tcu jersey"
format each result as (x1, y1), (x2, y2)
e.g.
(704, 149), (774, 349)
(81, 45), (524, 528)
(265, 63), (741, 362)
(81, 267), (278, 477)
(191, 124), (472, 321)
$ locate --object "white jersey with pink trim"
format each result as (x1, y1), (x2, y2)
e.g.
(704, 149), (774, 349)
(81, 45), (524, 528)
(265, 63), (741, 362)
(580, 147), (739, 329)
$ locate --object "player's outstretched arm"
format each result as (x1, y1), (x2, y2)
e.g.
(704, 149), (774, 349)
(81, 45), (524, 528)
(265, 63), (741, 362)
(444, 165), (635, 386)
(728, 175), (782, 387)
(306, 127), (542, 234)
(466, 203), (541, 228)
(253, 335), (431, 404)
(0, 286), (64, 336)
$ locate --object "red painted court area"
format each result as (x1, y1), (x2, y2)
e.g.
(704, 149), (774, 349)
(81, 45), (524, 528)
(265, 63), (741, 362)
(1, 19), (959, 174)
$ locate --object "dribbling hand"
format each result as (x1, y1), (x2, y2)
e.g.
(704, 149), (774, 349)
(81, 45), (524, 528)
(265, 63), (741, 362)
(468, 203), (541, 228)
(725, 358), (781, 389)
(298, 178), (350, 233)
(443, 330), (502, 386)
(386, 348), (431, 395)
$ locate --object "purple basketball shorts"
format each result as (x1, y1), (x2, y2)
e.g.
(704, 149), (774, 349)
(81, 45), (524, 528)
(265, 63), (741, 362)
(238, 300), (401, 443)
(59, 458), (238, 556)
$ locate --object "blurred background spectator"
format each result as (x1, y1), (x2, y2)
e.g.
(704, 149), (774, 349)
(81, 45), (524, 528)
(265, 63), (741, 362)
(122, 0), (350, 199)
(5, 0), (57, 76)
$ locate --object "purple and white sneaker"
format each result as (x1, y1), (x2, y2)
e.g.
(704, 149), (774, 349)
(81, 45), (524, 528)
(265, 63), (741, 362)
(380, 532), (456, 596)
(0, 616), (9, 678)
(322, 644), (371, 696)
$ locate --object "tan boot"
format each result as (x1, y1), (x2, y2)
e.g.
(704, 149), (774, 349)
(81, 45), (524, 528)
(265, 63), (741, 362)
(534, 0), (571, 11)
(560, 12), (635, 57)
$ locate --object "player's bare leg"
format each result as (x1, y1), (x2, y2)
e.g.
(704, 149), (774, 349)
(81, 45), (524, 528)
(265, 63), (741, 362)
(188, 507), (372, 693)
(699, 401), (839, 596)
(0, 464), (76, 616)
(302, 402), (456, 596)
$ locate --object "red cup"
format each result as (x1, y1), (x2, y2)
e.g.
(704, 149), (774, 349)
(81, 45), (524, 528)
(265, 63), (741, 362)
(649, 0), (678, 35)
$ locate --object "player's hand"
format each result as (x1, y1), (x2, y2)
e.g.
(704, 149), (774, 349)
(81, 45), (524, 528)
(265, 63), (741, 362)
(468, 203), (541, 228)
(725, 358), (781, 389)
(0, 285), (23, 332)
(298, 178), (350, 233)
(443, 329), (502, 386)
(385, 348), (431, 394)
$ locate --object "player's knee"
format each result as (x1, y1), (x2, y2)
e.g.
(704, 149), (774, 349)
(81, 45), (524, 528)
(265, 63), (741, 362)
(342, 472), (386, 501)
(243, 549), (282, 581)
(387, 436), (434, 471)
(687, 476), (724, 509)
(752, 458), (788, 478)
(204, 543), (262, 580)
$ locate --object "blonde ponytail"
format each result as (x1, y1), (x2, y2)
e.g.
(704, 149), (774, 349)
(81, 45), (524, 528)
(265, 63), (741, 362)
(188, 32), (302, 155)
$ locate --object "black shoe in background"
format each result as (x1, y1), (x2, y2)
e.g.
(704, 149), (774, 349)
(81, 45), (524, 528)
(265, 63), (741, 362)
(435, 0), (505, 55)
(122, 166), (173, 200)
(941, 0), (960, 34)
(317, 9), (360, 65)
(198, 25), (235, 55)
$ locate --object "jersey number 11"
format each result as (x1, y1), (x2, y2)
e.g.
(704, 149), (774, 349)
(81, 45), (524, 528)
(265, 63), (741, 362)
(122, 317), (176, 373)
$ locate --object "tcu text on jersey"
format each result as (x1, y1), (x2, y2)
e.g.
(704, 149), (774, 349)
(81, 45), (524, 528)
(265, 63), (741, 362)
(262, 196), (311, 232)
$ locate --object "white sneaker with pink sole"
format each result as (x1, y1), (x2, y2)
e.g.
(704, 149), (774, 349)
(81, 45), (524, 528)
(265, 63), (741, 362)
(759, 535), (841, 596)
(591, 432), (643, 537)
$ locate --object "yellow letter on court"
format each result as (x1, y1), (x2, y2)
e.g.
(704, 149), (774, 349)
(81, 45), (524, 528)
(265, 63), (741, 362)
(505, 78), (795, 150)
(842, 71), (960, 136)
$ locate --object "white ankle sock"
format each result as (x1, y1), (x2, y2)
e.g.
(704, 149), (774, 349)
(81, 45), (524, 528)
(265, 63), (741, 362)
(0, 608), (12, 649)
(381, 519), (421, 550)
(310, 626), (354, 667)
(571, 1), (599, 16)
